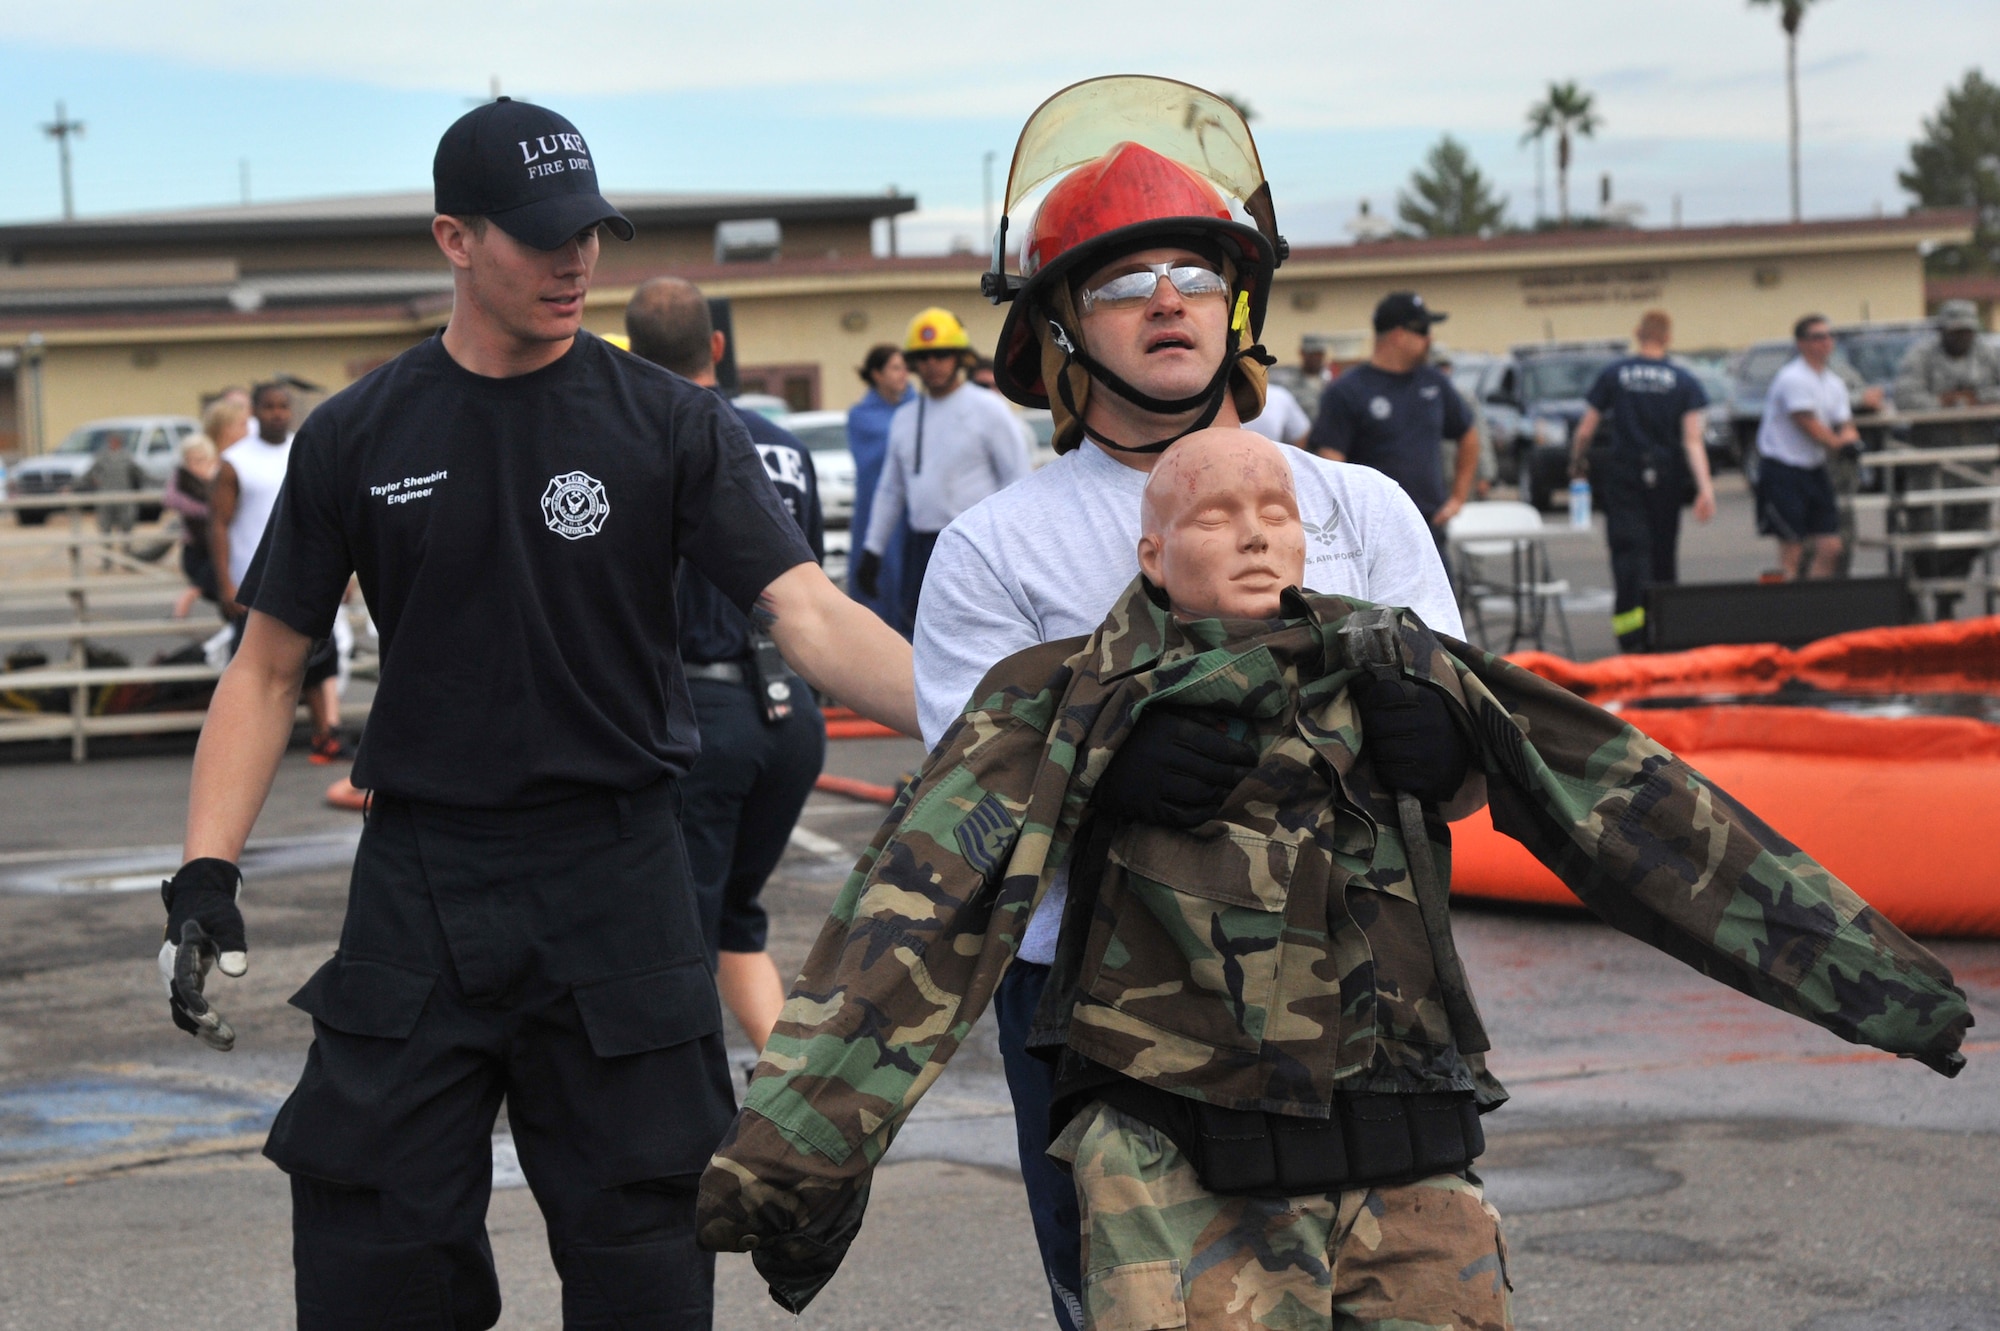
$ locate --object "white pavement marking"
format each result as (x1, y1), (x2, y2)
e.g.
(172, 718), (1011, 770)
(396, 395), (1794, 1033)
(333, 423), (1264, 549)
(0, 832), (361, 895)
(786, 825), (848, 858)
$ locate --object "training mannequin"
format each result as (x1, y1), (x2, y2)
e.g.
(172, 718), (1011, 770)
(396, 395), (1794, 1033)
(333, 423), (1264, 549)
(699, 436), (1966, 1331)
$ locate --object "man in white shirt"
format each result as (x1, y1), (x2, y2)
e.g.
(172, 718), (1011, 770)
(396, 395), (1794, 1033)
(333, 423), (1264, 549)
(1241, 378), (1312, 446)
(924, 134), (1464, 1330)
(855, 307), (1031, 633)
(1755, 314), (1857, 579)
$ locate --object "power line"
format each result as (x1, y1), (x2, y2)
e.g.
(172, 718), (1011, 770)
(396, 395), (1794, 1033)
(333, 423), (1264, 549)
(42, 100), (84, 222)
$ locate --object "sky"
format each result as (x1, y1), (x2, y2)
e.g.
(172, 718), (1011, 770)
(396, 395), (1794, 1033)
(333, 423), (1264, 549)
(0, 0), (1993, 255)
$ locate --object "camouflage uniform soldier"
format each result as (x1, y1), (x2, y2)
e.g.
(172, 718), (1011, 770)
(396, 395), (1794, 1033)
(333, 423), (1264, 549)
(1891, 300), (2000, 597)
(697, 430), (1968, 1329)
(1893, 300), (2000, 412)
(1270, 334), (1331, 424)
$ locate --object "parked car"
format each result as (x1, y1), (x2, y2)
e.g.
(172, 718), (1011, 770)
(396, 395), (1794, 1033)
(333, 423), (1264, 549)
(1676, 358), (1741, 477)
(773, 409), (854, 580)
(1022, 407), (1057, 468)
(7, 416), (199, 525)
(1833, 320), (1931, 404)
(731, 393), (790, 422)
(1495, 341), (1627, 509)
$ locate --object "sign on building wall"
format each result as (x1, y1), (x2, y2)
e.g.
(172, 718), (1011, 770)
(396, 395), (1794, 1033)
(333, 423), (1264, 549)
(1519, 266), (1669, 309)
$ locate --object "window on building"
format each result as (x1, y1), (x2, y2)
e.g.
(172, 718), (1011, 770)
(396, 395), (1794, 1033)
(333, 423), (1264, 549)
(715, 218), (782, 263)
(737, 362), (821, 412)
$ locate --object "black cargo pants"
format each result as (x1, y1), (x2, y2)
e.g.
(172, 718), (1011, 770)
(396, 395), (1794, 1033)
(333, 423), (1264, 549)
(263, 780), (736, 1330)
(1592, 449), (1687, 652)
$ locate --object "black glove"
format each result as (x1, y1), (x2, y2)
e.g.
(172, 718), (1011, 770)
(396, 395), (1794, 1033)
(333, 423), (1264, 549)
(158, 858), (247, 1052)
(1351, 672), (1470, 804)
(855, 550), (882, 601)
(750, 1182), (871, 1314)
(1906, 1048), (1965, 1079)
(1094, 707), (1259, 830)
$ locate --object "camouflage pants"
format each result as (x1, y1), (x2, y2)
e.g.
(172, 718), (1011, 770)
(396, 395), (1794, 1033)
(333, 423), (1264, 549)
(1052, 1102), (1512, 1331)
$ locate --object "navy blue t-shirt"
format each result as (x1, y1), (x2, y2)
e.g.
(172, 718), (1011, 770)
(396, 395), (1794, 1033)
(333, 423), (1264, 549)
(1308, 363), (1471, 518)
(678, 398), (823, 664)
(239, 331), (813, 807)
(1584, 356), (1708, 468)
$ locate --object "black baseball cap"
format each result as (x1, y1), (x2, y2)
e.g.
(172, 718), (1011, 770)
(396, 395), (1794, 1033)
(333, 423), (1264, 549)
(1373, 291), (1447, 334)
(433, 98), (633, 250)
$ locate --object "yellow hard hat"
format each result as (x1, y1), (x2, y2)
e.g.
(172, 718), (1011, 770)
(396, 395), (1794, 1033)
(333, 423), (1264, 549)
(602, 332), (632, 352)
(903, 307), (971, 355)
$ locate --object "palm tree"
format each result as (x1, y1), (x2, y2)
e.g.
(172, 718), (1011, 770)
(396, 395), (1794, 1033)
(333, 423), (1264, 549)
(1521, 82), (1603, 227)
(1748, 0), (1828, 222)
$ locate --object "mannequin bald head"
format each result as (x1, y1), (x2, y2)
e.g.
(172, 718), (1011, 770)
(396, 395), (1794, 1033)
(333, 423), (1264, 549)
(1137, 429), (1305, 620)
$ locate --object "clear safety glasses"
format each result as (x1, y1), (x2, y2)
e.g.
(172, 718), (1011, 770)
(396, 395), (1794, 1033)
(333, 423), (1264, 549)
(1078, 262), (1228, 314)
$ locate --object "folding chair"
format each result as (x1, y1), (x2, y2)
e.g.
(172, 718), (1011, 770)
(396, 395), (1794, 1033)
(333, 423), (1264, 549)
(1445, 500), (1573, 656)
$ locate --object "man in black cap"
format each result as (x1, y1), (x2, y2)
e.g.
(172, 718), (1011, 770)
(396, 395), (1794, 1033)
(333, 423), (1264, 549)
(1309, 291), (1481, 567)
(156, 98), (915, 1330)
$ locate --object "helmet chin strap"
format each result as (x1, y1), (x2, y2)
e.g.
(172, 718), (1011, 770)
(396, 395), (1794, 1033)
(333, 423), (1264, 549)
(1047, 301), (1275, 456)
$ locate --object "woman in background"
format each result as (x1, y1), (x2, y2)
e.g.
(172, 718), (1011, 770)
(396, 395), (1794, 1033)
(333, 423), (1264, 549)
(165, 395), (247, 618)
(845, 344), (913, 625)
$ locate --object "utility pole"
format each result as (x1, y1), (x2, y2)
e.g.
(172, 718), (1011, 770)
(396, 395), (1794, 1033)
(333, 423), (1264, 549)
(982, 149), (997, 247)
(240, 158), (252, 206)
(42, 101), (84, 222)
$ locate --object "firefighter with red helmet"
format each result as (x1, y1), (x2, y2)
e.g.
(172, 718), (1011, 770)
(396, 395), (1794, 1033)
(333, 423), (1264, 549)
(908, 78), (1477, 1329)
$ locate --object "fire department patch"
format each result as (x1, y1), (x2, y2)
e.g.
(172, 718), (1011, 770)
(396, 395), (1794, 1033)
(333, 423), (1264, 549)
(541, 470), (610, 539)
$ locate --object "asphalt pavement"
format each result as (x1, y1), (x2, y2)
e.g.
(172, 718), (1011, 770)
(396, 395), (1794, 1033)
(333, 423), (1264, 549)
(2, 479), (1995, 1330)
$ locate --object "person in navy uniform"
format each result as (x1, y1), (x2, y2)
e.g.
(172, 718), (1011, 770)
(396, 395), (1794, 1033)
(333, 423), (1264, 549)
(1309, 291), (1480, 571)
(155, 99), (915, 1331)
(1569, 309), (1716, 651)
(624, 275), (824, 1054)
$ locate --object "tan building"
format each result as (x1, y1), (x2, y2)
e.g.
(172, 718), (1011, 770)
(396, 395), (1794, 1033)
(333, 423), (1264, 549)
(0, 198), (1973, 457)
(0, 189), (913, 453)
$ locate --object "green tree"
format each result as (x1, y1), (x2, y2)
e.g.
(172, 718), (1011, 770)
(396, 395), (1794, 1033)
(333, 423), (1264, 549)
(1899, 69), (2000, 274)
(1748, 0), (1832, 222)
(1396, 136), (1510, 237)
(1521, 81), (1602, 227)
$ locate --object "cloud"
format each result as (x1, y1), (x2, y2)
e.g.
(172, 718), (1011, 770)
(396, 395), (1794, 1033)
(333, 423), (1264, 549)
(0, 0), (1988, 235)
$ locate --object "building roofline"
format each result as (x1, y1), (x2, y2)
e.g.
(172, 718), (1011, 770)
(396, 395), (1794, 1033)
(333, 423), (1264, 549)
(0, 212), (1973, 347)
(0, 189), (918, 250)
(1281, 209), (1973, 266)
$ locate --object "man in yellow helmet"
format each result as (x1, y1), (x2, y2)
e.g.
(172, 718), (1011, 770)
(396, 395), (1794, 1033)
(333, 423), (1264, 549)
(854, 307), (1032, 633)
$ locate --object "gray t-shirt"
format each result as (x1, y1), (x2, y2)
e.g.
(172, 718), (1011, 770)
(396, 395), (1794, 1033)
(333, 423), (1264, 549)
(913, 438), (1463, 964)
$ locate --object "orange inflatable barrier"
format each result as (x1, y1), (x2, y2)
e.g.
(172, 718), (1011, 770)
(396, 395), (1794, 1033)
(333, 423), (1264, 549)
(1455, 618), (2000, 938)
(822, 706), (902, 740)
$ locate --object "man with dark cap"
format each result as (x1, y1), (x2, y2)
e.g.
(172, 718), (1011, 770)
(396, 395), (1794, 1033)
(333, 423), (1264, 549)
(156, 98), (914, 1330)
(1309, 292), (1481, 568)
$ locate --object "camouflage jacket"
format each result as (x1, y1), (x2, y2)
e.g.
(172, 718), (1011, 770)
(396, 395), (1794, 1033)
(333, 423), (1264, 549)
(699, 581), (1970, 1308)
(1893, 335), (2000, 411)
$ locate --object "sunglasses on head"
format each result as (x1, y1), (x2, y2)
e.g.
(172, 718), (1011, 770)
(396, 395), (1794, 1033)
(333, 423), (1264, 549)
(1079, 262), (1229, 315)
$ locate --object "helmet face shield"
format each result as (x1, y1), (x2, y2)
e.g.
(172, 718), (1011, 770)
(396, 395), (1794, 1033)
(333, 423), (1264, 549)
(986, 75), (1284, 302)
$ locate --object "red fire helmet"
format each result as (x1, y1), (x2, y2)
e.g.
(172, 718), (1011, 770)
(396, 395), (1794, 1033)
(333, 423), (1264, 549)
(993, 141), (1279, 407)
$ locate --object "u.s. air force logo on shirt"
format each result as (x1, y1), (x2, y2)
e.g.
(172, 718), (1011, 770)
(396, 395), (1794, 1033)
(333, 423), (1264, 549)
(541, 470), (610, 539)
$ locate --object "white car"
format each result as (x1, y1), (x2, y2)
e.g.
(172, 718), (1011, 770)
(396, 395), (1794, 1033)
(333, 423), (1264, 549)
(8, 415), (199, 525)
(772, 409), (854, 582)
(774, 410), (855, 531)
